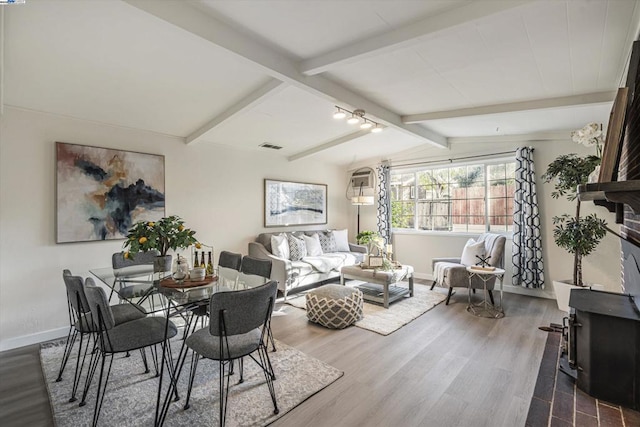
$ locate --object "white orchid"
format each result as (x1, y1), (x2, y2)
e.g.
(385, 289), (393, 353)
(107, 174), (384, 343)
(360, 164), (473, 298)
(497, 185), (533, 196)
(571, 122), (604, 158)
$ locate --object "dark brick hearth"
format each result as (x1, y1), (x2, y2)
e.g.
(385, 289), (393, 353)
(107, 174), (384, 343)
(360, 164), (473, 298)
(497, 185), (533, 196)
(525, 331), (640, 427)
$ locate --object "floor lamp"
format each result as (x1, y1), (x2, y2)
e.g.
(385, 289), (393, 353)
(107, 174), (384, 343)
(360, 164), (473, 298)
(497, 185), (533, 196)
(351, 183), (374, 235)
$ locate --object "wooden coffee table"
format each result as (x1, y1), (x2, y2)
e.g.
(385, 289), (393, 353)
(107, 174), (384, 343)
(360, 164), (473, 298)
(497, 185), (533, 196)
(340, 264), (414, 308)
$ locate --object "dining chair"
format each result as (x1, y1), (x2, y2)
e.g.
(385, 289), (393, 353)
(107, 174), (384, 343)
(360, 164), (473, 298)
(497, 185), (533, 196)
(56, 270), (147, 404)
(111, 250), (162, 309)
(239, 256), (272, 286)
(239, 256), (276, 351)
(183, 281), (279, 426)
(217, 251), (242, 290)
(82, 281), (178, 427)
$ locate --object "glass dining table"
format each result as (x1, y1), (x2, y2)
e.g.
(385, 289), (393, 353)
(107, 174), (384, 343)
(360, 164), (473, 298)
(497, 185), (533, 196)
(89, 266), (268, 426)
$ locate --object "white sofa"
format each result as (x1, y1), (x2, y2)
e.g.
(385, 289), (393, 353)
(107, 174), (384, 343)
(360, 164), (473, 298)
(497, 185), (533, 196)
(248, 230), (366, 299)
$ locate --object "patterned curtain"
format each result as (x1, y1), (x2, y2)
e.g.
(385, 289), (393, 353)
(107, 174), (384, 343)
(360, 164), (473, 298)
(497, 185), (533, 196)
(512, 147), (545, 288)
(376, 163), (391, 243)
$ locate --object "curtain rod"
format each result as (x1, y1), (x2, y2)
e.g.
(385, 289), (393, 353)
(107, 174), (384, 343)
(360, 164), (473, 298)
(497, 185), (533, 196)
(389, 148), (533, 169)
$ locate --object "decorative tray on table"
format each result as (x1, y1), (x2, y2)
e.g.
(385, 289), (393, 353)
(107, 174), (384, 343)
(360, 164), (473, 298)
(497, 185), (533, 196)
(159, 275), (217, 289)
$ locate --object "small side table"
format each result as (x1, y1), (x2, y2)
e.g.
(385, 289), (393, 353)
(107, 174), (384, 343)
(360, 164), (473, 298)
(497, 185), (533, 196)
(466, 266), (505, 319)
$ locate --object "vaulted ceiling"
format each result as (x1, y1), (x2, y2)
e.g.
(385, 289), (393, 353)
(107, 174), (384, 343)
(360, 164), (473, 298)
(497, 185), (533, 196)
(3, 0), (639, 166)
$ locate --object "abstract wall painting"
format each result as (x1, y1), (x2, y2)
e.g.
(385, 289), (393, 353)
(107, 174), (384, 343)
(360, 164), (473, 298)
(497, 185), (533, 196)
(56, 142), (165, 243)
(264, 179), (327, 227)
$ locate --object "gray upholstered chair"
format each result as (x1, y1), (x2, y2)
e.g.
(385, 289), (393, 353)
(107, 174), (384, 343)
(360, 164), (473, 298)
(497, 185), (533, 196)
(56, 271), (147, 403)
(183, 281), (279, 426)
(240, 255), (272, 278)
(81, 281), (177, 426)
(111, 250), (159, 304)
(431, 233), (506, 305)
(240, 256), (276, 350)
(217, 250), (242, 290)
(219, 250), (242, 270)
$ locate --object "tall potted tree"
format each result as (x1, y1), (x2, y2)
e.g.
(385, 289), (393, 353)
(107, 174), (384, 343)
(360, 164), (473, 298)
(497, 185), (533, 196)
(542, 123), (608, 310)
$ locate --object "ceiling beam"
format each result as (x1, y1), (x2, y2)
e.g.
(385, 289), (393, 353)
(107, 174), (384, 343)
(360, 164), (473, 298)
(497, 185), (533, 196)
(185, 79), (286, 145)
(402, 91), (617, 123)
(448, 131), (570, 144)
(288, 128), (379, 162)
(0, 8), (5, 116)
(299, 0), (532, 76)
(124, 0), (447, 148)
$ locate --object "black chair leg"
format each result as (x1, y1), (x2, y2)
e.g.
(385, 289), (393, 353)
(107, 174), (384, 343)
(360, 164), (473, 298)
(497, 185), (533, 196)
(238, 357), (244, 383)
(183, 351), (199, 410)
(79, 340), (101, 407)
(56, 328), (78, 382)
(219, 360), (231, 427)
(445, 287), (454, 305)
(257, 344), (279, 415)
(430, 281), (436, 290)
(69, 332), (91, 403)
(140, 348), (150, 374)
(92, 353), (114, 427)
(488, 290), (495, 305)
(267, 322), (277, 352)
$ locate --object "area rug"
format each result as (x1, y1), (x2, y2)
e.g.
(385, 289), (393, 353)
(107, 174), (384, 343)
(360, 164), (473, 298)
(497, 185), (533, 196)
(286, 282), (447, 335)
(40, 338), (342, 426)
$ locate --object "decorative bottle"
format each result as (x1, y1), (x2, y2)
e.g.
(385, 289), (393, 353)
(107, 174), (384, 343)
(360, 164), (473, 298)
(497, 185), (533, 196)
(193, 251), (199, 268)
(206, 251), (213, 276)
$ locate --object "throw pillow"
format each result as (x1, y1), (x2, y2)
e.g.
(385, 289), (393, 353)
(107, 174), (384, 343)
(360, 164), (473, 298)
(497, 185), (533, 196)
(270, 234), (290, 260)
(287, 234), (308, 261)
(460, 238), (485, 266)
(332, 229), (350, 252)
(303, 233), (323, 256)
(318, 231), (336, 253)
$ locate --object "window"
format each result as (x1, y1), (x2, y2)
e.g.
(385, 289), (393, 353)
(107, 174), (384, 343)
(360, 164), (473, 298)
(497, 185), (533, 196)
(390, 160), (515, 233)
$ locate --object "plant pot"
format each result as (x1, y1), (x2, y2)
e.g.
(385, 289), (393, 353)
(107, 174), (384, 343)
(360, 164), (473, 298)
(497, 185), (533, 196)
(154, 255), (173, 273)
(552, 280), (582, 312)
(552, 280), (605, 312)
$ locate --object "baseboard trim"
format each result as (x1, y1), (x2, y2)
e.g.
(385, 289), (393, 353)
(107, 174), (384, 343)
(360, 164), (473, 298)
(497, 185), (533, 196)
(0, 326), (69, 352)
(417, 272), (556, 300)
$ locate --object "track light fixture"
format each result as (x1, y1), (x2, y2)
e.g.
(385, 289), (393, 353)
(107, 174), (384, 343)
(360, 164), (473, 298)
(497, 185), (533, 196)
(333, 106), (383, 133)
(333, 106), (346, 119)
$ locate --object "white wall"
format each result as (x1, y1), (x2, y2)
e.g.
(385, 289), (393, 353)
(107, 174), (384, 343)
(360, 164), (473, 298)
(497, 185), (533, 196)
(0, 107), (349, 350)
(351, 137), (621, 300)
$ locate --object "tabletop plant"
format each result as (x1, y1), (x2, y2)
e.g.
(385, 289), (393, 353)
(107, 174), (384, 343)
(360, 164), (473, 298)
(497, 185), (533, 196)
(356, 230), (378, 246)
(541, 123), (607, 287)
(122, 215), (198, 259)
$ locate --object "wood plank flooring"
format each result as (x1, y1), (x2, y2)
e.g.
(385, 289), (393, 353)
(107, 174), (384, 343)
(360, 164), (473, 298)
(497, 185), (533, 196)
(0, 283), (563, 427)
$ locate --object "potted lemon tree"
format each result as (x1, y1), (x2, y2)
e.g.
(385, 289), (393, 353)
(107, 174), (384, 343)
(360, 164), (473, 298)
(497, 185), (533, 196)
(123, 215), (198, 272)
(542, 123), (607, 311)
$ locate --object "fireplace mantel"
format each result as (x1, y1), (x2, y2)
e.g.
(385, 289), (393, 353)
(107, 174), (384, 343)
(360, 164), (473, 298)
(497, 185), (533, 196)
(578, 180), (640, 214)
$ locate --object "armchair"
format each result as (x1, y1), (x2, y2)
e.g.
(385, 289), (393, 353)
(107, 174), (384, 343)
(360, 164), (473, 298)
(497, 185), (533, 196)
(431, 233), (506, 305)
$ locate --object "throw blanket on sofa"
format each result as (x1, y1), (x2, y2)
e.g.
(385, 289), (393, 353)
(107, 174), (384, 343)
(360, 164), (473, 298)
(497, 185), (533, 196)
(302, 253), (356, 273)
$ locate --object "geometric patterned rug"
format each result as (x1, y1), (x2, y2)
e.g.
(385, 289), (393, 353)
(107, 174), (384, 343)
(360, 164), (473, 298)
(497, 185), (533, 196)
(286, 282), (447, 335)
(40, 338), (342, 426)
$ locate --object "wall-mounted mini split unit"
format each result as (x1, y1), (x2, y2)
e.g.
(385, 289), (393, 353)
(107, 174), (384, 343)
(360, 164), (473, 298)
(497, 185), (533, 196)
(351, 169), (374, 189)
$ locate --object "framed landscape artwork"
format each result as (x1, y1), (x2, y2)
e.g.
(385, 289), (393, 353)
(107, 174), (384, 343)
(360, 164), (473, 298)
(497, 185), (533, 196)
(56, 142), (166, 243)
(264, 179), (327, 227)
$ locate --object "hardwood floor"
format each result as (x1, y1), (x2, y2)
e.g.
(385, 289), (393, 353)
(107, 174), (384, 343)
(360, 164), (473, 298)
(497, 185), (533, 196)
(0, 284), (563, 427)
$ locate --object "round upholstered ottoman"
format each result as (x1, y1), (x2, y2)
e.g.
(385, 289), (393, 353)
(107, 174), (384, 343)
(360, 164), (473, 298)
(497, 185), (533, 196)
(306, 284), (363, 329)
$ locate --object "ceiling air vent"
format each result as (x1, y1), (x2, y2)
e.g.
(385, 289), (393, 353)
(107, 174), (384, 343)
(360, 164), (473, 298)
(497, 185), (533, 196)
(259, 143), (283, 150)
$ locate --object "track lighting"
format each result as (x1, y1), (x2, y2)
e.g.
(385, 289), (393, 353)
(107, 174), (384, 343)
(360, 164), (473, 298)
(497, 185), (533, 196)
(360, 119), (373, 130)
(333, 107), (346, 119)
(333, 106), (383, 133)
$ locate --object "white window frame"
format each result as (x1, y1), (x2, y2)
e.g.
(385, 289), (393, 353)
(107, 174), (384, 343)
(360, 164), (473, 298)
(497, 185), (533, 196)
(390, 157), (515, 237)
